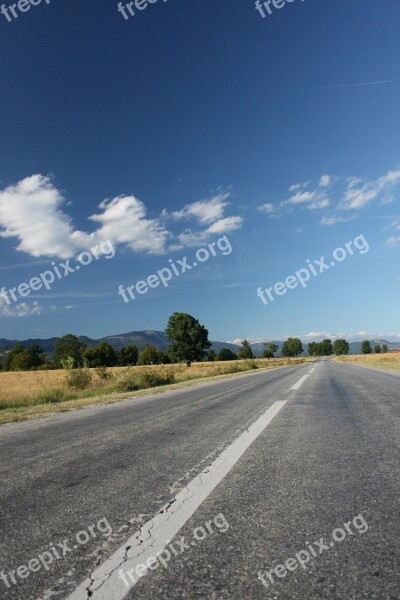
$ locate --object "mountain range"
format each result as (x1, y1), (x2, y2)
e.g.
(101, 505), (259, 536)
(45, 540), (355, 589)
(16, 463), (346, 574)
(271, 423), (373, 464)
(0, 331), (399, 357)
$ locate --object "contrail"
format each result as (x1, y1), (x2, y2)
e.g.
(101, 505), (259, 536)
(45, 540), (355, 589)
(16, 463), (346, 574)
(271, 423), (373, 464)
(315, 80), (393, 90)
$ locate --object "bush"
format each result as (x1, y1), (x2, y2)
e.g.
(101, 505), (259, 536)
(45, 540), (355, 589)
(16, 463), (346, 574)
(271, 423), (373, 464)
(65, 368), (92, 390)
(244, 359), (258, 370)
(95, 366), (112, 381)
(114, 367), (175, 392)
(33, 389), (70, 404)
(136, 368), (175, 389)
(114, 369), (140, 392)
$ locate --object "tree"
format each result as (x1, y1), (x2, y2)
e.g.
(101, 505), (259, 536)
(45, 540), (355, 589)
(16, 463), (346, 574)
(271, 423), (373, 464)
(320, 339), (333, 356)
(84, 343), (119, 367)
(207, 349), (217, 362)
(53, 334), (87, 368)
(138, 345), (165, 365)
(361, 340), (372, 355)
(262, 343), (278, 359)
(382, 344), (388, 353)
(308, 342), (318, 357)
(333, 339), (349, 356)
(282, 338), (303, 357)
(237, 340), (254, 360)
(217, 348), (237, 361)
(10, 349), (34, 371)
(3, 344), (26, 371)
(30, 344), (45, 368)
(374, 344), (381, 354)
(120, 344), (139, 366)
(165, 312), (211, 367)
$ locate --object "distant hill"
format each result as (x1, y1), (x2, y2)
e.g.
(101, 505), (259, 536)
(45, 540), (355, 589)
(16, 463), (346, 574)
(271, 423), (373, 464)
(0, 331), (240, 357)
(0, 332), (399, 358)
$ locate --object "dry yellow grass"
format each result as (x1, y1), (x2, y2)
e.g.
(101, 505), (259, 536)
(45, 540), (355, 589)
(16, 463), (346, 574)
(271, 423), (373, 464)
(0, 357), (307, 424)
(334, 353), (400, 372)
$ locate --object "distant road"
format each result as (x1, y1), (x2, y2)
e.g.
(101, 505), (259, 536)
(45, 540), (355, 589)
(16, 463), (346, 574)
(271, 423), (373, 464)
(0, 360), (399, 599)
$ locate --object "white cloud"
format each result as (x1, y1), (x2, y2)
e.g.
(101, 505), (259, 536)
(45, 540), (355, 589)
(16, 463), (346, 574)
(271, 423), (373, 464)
(308, 198), (330, 210)
(174, 230), (208, 248)
(386, 235), (400, 247)
(320, 215), (355, 226)
(0, 297), (43, 318)
(257, 203), (274, 214)
(206, 216), (243, 234)
(89, 195), (168, 254)
(169, 191), (242, 247)
(319, 175), (331, 187)
(384, 219), (400, 246)
(283, 190), (316, 206)
(0, 175), (92, 259)
(171, 192), (230, 224)
(0, 176), (242, 259)
(340, 167), (400, 210)
(303, 331), (335, 339)
(288, 181), (309, 193)
(281, 175), (333, 210)
(346, 177), (363, 189)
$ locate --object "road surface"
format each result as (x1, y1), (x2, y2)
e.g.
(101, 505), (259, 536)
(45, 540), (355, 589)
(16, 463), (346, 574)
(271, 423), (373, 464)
(0, 360), (399, 599)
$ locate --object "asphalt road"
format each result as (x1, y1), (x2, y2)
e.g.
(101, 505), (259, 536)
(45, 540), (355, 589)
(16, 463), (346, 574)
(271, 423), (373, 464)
(0, 360), (399, 600)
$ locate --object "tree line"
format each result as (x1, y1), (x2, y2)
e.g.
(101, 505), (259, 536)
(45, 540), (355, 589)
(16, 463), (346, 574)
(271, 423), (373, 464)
(308, 338), (388, 356)
(0, 311), (390, 371)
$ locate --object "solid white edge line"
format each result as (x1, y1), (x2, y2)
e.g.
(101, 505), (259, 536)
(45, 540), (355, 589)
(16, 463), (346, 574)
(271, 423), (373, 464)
(65, 401), (287, 600)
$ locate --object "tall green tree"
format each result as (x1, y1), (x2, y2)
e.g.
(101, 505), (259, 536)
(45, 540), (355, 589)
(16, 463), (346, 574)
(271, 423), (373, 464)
(53, 334), (87, 368)
(308, 342), (318, 356)
(262, 343), (278, 359)
(237, 340), (254, 360)
(217, 348), (237, 361)
(30, 344), (45, 368)
(374, 344), (381, 354)
(207, 349), (217, 362)
(10, 349), (34, 371)
(3, 344), (25, 371)
(165, 312), (211, 367)
(84, 342), (119, 367)
(382, 344), (388, 353)
(282, 338), (303, 357)
(120, 344), (139, 366)
(320, 339), (333, 356)
(332, 339), (349, 356)
(138, 345), (165, 365)
(361, 340), (372, 355)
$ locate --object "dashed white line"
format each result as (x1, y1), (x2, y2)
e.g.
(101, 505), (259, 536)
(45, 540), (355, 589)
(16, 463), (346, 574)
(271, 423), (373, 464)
(66, 401), (287, 600)
(291, 373), (310, 390)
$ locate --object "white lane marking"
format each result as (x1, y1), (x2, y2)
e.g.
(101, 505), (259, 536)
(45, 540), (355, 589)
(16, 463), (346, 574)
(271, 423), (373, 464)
(66, 401), (287, 600)
(308, 368), (315, 374)
(291, 374), (310, 390)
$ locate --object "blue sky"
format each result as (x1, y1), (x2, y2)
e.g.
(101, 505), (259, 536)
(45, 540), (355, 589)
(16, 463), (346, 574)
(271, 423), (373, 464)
(0, 0), (399, 343)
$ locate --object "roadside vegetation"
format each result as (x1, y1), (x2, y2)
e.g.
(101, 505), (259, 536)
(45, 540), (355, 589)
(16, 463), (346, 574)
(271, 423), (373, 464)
(334, 353), (400, 372)
(5, 310), (394, 423)
(0, 357), (307, 424)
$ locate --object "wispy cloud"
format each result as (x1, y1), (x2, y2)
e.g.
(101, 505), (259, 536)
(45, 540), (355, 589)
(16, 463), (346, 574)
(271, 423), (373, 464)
(280, 177), (332, 211)
(257, 203), (274, 214)
(340, 167), (400, 210)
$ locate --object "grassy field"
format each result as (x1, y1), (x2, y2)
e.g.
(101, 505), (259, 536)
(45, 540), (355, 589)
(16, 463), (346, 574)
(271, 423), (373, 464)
(334, 353), (400, 372)
(0, 357), (307, 424)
